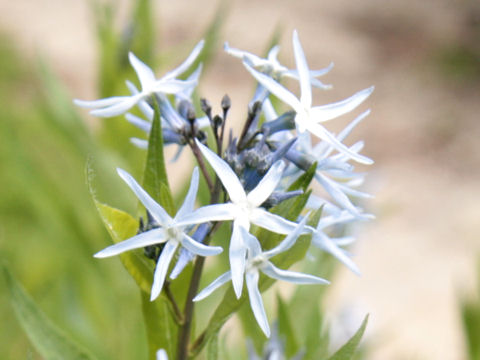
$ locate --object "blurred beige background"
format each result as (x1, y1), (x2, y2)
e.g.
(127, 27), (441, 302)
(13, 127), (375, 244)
(1, 0), (479, 359)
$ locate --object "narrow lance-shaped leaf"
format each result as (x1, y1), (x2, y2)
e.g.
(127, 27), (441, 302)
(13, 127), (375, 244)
(141, 99), (180, 359)
(181, 0), (230, 80)
(237, 298), (267, 353)
(130, 0), (155, 64)
(206, 328), (221, 360)
(328, 315), (369, 360)
(143, 97), (175, 215)
(3, 266), (96, 360)
(141, 292), (177, 360)
(94, 201), (153, 293)
(304, 301), (329, 360)
(277, 293), (299, 357)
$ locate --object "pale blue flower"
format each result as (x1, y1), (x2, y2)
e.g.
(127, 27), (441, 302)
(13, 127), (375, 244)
(244, 30), (374, 165)
(94, 167), (222, 301)
(289, 110), (374, 215)
(194, 217), (329, 337)
(306, 209), (372, 275)
(176, 140), (300, 298)
(74, 40), (204, 117)
(225, 42), (333, 89)
(124, 66), (209, 153)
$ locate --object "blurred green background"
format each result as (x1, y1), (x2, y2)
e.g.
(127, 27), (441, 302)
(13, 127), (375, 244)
(1, 0), (480, 359)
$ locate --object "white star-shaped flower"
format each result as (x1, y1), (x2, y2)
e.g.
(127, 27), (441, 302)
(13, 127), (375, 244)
(74, 40), (204, 117)
(94, 167), (222, 301)
(224, 42), (333, 89)
(305, 110), (373, 215)
(193, 217), (329, 337)
(176, 140), (299, 298)
(244, 30), (374, 165)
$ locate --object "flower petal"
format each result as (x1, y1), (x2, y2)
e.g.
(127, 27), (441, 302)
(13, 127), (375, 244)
(337, 109), (370, 143)
(181, 234), (223, 257)
(250, 208), (297, 235)
(267, 45), (281, 63)
(315, 172), (358, 214)
(126, 81), (155, 120)
(175, 167), (199, 220)
(156, 349), (168, 360)
(94, 228), (165, 258)
(176, 64), (203, 101)
(263, 215), (308, 258)
(129, 52), (156, 90)
(306, 122), (373, 165)
(261, 262), (330, 285)
(125, 113), (152, 132)
(292, 30), (312, 108)
(246, 161), (285, 207)
(152, 79), (197, 95)
(117, 168), (172, 225)
(163, 40), (205, 80)
(243, 62), (303, 114)
(193, 271), (232, 302)
(170, 224), (210, 279)
(91, 94), (143, 117)
(312, 232), (360, 275)
(195, 140), (246, 203)
(74, 96), (128, 109)
(175, 203), (237, 227)
(240, 226), (262, 258)
(310, 86), (374, 123)
(231, 222), (247, 298)
(150, 241), (178, 301)
(130, 138), (148, 149)
(332, 236), (356, 246)
(246, 270), (270, 337)
(262, 99), (278, 122)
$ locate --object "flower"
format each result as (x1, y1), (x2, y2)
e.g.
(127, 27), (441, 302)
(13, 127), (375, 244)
(244, 30), (374, 165)
(307, 208), (375, 275)
(224, 42), (333, 89)
(74, 40), (205, 117)
(176, 140), (300, 298)
(194, 217), (329, 337)
(94, 167), (222, 301)
(283, 110), (374, 215)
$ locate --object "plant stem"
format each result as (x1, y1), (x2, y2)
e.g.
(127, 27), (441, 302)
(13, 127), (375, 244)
(164, 281), (184, 325)
(176, 255), (206, 360)
(176, 221), (222, 360)
(188, 140), (214, 193)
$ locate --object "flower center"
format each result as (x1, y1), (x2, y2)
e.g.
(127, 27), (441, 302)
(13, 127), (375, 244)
(166, 226), (182, 242)
(248, 255), (267, 271)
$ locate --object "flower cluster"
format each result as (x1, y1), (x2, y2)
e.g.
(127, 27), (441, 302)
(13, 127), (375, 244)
(76, 30), (373, 337)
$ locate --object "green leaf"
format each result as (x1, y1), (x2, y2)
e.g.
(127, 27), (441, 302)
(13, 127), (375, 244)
(237, 299), (266, 353)
(3, 266), (95, 360)
(143, 98), (175, 215)
(328, 315), (369, 360)
(141, 292), (177, 360)
(182, 0), (230, 79)
(206, 328), (221, 360)
(303, 302), (324, 360)
(277, 294), (298, 357)
(130, 0), (155, 64)
(288, 162), (317, 192)
(94, 201), (154, 293)
(461, 297), (480, 360)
